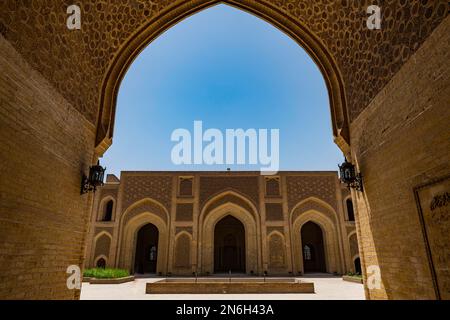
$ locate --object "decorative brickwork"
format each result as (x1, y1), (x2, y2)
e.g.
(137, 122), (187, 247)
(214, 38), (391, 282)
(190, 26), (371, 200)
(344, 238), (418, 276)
(98, 187), (118, 201)
(267, 226), (284, 235)
(178, 177), (193, 197)
(265, 203), (284, 221)
(94, 226), (114, 235)
(287, 175), (338, 210)
(1, 1), (448, 299)
(268, 232), (286, 269)
(122, 199), (168, 225)
(0, 1), (446, 127)
(176, 203), (194, 222)
(202, 193), (255, 220)
(349, 233), (359, 259)
(265, 177), (281, 197)
(175, 226), (193, 235)
(94, 233), (111, 259)
(174, 233), (191, 268)
(121, 175), (172, 210)
(291, 199), (337, 224)
(200, 176), (259, 207)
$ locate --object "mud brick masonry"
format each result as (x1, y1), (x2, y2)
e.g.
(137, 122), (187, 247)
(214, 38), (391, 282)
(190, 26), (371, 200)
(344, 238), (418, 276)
(0, 1), (449, 299)
(84, 171), (360, 277)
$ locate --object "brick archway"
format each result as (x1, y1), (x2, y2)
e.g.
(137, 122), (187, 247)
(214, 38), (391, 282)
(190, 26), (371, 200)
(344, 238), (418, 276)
(292, 210), (341, 275)
(118, 212), (169, 274)
(200, 203), (259, 275)
(0, 1), (448, 300)
(95, 0), (350, 157)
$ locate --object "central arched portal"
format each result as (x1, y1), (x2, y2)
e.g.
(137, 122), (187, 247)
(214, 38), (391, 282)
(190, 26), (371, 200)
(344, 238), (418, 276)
(214, 215), (246, 273)
(134, 223), (159, 274)
(301, 221), (326, 273)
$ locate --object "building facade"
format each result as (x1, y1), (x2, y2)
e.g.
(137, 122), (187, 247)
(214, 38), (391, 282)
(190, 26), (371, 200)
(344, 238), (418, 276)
(84, 171), (360, 276)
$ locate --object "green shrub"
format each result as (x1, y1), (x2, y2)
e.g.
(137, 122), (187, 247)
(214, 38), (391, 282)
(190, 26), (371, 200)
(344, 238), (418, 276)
(346, 272), (362, 278)
(83, 268), (130, 279)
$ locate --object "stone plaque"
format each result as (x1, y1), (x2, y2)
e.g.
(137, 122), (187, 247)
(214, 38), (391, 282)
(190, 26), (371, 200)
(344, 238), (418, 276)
(414, 176), (450, 299)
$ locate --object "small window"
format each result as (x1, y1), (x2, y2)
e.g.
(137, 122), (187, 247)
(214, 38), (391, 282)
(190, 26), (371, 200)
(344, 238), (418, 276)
(103, 200), (113, 221)
(346, 199), (355, 221)
(303, 245), (312, 260)
(96, 258), (106, 269)
(265, 177), (280, 196)
(178, 177), (193, 196)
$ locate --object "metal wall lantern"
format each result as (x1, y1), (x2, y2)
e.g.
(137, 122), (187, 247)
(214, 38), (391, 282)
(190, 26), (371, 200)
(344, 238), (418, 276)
(339, 157), (363, 191)
(81, 160), (105, 194)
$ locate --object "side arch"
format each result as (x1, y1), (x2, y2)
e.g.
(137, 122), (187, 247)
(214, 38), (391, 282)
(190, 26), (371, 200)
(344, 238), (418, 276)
(117, 211), (169, 274)
(95, 0), (349, 156)
(292, 210), (341, 274)
(266, 230), (288, 273)
(90, 231), (113, 267)
(200, 189), (259, 223)
(97, 196), (116, 222)
(173, 231), (193, 272)
(120, 197), (170, 226)
(94, 255), (108, 268)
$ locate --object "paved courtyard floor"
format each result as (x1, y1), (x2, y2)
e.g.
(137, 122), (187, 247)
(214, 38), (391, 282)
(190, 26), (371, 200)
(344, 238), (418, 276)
(80, 274), (365, 300)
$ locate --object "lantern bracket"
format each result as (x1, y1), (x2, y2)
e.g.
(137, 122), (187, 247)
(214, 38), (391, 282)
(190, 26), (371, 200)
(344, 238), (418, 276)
(81, 161), (105, 195)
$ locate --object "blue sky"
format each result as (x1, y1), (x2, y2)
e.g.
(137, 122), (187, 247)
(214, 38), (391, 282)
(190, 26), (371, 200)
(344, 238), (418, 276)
(101, 4), (342, 176)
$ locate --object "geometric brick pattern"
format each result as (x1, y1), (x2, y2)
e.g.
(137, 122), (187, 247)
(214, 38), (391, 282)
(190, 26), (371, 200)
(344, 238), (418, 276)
(175, 203), (193, 222)
(287, 175), (338, 210)
(122, 200), (168, 225)
(178, 177), (193, 196)
(0, 0), (446, 124)
(265, 177), (280, 196)
(121, 175), (172, 210)
(94, 233), (111, 259)
(265, 203), (284, 221)
(200, 176), (259, 207)
(202, 193), (255, 219)
(291, 199), (336, 223)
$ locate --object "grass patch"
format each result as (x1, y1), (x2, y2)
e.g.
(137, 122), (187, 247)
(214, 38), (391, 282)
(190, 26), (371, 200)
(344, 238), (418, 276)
(83, 268), (130, 279)
(346, 272), (362, 278)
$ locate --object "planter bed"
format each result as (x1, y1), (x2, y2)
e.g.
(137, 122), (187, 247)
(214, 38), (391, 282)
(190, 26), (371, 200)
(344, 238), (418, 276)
(89, 276), (135, 284)
(342, 275), (363, 284)
(146, 278), (314, 294)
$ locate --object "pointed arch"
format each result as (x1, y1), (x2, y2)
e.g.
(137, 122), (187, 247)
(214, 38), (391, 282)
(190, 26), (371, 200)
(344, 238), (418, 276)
(95, 1), (350, 157)
(200, 189), (258, 223)
(290, 196), (338, 225)
(173, 231), (193, 271)
(91, 231), (113, 267)
(199, 202), (260, 275)
(98, 196), (116, 222)
(292, 210), (341, 274)
(120, 197), (170, 226)
(266, 230), (287, 272)
(117, 210), (169, 274)
(94, 255), (108, 269)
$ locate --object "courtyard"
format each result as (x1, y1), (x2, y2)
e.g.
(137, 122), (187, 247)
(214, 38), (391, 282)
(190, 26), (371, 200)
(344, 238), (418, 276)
(80, 275), (365, 300)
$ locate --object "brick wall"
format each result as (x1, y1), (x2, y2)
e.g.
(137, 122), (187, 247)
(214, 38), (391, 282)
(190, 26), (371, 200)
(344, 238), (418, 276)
(0, 35), (95, 299)
(352, 16), (450, 299)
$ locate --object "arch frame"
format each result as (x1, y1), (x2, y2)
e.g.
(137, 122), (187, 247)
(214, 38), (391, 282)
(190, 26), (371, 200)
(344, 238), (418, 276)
(266, 230), (288, 273)
(344, 196), (356, 222)
(199, 202), (260, 275)
(97, 195), (116, 222)
(94, 255), (108, 268)
(172, 230), (193, 271)
(90, 231), (113, 267)
(94, 0), (350, 157)
(117, 211), (169, 274)
(292, 210), (341, 274)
